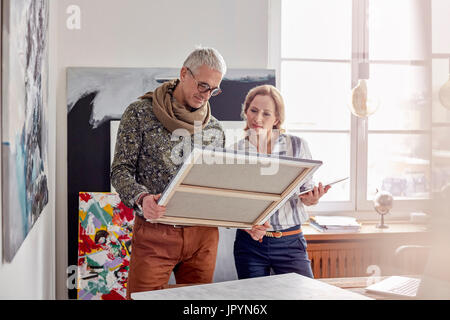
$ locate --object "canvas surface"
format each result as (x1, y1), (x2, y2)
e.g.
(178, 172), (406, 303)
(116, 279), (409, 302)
(78, 192), (134, 300)
(1, 0), (49, 262)
(183, 161), (308, 194)
(156, 147), (322, 228)
(166, 192), (273, 223)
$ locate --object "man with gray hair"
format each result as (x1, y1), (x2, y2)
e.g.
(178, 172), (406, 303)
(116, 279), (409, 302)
(111, 47), (227, 299)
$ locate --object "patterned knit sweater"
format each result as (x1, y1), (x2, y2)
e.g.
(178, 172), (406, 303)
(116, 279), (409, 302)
(111, 98), (225, 216)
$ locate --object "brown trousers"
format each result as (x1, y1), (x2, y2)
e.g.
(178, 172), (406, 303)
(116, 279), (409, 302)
(126, 215), (219, 299)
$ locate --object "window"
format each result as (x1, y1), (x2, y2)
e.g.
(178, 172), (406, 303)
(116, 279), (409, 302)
(269, 0), (449, 218)
(431, 0), (450, 198)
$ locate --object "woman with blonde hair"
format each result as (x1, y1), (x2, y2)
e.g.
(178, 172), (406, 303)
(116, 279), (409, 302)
(233, 84), (330, 279)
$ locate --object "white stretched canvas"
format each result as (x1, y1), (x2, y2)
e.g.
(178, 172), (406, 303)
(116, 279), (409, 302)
(154, 147), (322, 228)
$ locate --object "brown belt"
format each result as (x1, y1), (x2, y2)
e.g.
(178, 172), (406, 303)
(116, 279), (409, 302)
(265, 228), (302, 238)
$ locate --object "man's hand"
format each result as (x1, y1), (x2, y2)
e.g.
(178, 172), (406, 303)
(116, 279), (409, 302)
(142, 194), (166, 221)
(299, 183), (331, 206)
(245, 221), (271, 241)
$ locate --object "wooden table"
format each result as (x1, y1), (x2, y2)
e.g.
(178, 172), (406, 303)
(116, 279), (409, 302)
(303, 220), (429, 241)
(132, 273), (371, 300)
(135, 274), (423, 300)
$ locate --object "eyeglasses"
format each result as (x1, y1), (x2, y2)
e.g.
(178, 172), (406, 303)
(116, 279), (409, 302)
(187, 67), (222, 97)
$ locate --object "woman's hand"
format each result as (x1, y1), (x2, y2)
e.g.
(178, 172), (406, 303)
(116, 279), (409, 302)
(142, 194), (166, 221)
(245, 221), (271, 241)
(299, 183), (331, 206)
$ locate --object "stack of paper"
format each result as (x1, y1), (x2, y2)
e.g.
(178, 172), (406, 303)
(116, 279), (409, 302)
(309, 215), (361, 233)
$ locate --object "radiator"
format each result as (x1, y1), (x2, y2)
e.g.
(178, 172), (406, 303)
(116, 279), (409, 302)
(309, 247), (376, 278)
(307, 243), (427, 278)
(304, 223), (430, 279)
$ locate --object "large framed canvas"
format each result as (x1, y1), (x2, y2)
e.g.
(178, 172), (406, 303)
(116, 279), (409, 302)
(154, 147), (322, 228)
(78, 192), (134, 300)
(1, 0), (49, 262)
(66, 67), (275, 297)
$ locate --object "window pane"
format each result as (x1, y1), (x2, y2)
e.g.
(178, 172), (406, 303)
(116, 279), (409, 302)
(281, 0), (352, 59)
(432, 127), (450, 192)
(367, 133), (431, 200)
(368, 64), (431, 131)
(289, 132), (351, 201)
(432, 0), (450, 53)
(432, 59), (450, 123)
(281, 61), (351, 130)
(369, 0), (429, 60)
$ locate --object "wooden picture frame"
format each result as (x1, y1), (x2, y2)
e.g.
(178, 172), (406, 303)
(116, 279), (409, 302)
(154, 147), (322, 228)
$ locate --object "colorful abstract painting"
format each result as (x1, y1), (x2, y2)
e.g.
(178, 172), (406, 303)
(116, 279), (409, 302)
(78, 192), (134, 300)
(1, 0), (49, 262)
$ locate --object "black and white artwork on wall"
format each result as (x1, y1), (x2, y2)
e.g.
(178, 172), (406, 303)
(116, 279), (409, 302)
(66, 66), (275, 297)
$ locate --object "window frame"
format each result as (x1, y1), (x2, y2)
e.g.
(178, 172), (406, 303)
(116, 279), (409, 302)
(269, 0), (433, 219)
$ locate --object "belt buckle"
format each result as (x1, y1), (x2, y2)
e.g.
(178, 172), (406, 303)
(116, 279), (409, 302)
(273, 231), (283, 238)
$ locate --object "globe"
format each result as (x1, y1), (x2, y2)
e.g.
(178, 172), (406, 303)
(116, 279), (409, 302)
(373, 190), (393, 228)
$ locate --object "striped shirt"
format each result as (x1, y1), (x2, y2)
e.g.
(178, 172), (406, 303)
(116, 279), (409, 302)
(234, 134), (315, 231)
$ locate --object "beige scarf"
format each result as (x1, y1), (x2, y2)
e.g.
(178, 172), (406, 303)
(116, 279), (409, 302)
(140, 79), (211, 134)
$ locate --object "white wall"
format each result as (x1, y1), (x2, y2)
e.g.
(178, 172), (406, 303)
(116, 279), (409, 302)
(0, 212), (55, 299)
(0, 0), (57, 300)
(55, 0), (269, 299)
